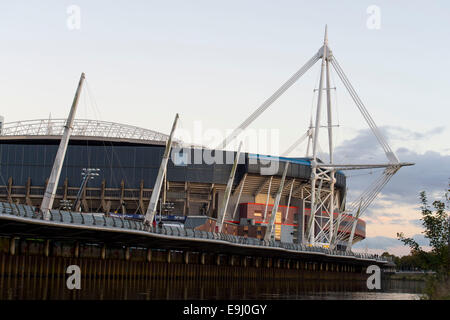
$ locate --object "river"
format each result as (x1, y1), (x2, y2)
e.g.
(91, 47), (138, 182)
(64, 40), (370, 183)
(0, 277), (426, 300)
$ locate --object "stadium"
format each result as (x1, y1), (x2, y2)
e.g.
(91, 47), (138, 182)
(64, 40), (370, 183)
(0, 117), (366, 249)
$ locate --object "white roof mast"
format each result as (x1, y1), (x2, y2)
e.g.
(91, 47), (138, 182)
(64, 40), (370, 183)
(217, 26), (413, 249)
(41, 73), (85, 220)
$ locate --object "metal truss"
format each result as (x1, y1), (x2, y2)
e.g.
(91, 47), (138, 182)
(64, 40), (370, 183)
(302, 168), (339, 246)
(1, 118), (171, 144)
(218, 26), (414, 250)
(333, 164), (402, 251)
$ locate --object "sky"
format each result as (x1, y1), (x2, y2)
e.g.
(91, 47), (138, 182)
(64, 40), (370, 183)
(1, 1), (449, 256)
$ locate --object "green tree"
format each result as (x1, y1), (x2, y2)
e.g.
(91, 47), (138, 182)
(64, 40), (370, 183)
(397, 184), (449, 299)
(381, 251), (401, 266)
(397, 187), (449, 273)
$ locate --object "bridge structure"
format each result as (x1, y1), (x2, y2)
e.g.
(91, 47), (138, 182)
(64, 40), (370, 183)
(0, 200), (390, 297)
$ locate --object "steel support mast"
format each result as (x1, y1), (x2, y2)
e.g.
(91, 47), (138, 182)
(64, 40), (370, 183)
(305, 27), (328, 245)
(217, 54), (320, 150)
(264, 162), (289, 241)
(217, 141), (243, 232)
(41, 73), (85, 220)
(144, 114), (179, 226)
(216, 26), (413, 249)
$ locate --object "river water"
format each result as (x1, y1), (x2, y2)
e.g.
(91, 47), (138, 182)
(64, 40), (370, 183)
(1, 277), (425, 300)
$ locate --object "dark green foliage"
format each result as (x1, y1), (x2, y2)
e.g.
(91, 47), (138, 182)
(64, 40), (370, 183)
(397, 185), (449, 273)
(396, 184), (449, 299)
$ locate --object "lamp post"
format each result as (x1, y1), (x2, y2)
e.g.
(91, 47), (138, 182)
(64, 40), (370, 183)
(60, 199), (73, 211)
(159, 201), (175, 224)
(73, 168), (100, 212)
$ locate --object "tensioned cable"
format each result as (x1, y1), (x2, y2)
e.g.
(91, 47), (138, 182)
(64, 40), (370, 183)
(329, 62), (341, 152)
(330, 56), (398, 163)
(284, 58), (322, 157)
(84, 80), (103, 123)
(331, 58), (387, 150)
(346, 169), (394, 214)
(322, 167), (396, 244)
(0, 171), (12, 201)
(217, 52), (321, 150)
(82, 89), (93, 211)
(335, 169), (397, 241)
(346, 168), (385, 178)
(83, 82), (142, 213)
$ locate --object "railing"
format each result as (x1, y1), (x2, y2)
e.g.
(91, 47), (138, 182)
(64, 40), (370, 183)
(0, 201), (388, 263)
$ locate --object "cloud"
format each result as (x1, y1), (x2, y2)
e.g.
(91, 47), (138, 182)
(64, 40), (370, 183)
(409, 219), (423, 228)
(385, 149), (450, 199)
(353, 234), (431, 256)
(328, 126), (449, 240)
(390, 219), (408, 225)
(384, 126), (446, 141)
(333, 126), (450, 205)
(411, 234), (430, 247)
(353, 236), (403, 249)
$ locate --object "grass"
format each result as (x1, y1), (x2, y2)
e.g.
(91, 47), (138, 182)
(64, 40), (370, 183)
(422, 275), (450, 300)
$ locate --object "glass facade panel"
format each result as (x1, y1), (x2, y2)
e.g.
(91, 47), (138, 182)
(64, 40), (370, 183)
(0, 140), (346, 193)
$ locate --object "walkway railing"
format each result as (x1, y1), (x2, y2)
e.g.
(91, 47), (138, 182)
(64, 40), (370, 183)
(0, 201), (388, 263)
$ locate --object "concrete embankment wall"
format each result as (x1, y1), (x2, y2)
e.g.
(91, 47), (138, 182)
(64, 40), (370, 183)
(0, 251), (365, 281)
(0, 236), (370, 300)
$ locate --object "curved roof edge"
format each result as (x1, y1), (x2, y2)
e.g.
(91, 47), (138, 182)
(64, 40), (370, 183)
(1, 118), (169, 143)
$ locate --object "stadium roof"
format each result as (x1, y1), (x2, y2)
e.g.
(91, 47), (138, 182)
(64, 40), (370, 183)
(0, 118), (172, 145)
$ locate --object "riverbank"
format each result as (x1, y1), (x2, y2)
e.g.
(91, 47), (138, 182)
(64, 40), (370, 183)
(385, 272), (450, 299)
(386, 272), (430, 281)
(423, 276), (450, 300)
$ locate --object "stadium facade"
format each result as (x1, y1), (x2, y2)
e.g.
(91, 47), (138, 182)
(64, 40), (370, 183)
(0, 118), (365, 248)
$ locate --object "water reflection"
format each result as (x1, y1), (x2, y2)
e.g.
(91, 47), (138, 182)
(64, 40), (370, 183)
(0, 276), (425, 300)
